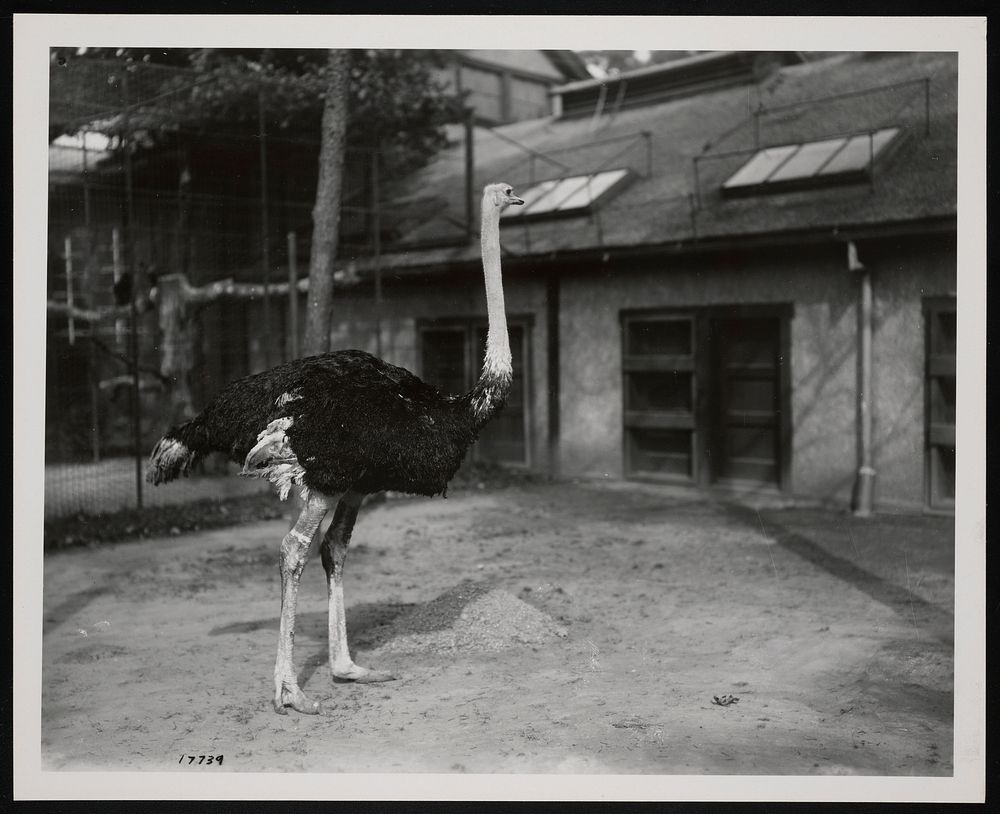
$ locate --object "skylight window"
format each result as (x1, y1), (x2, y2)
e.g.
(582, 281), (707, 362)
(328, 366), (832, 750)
(502, 168), (634, 221)
(766, 137), (847, 182)
(515, 179), (561, 211)
(721, 128), (902, 196)
(721, 145), (798, 189)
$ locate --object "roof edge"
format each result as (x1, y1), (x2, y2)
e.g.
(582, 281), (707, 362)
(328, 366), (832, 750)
(541, 49), (592, 82)
(366, 214), (956, 279)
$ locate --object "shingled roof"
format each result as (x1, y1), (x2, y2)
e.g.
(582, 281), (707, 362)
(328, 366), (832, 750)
(377, 51), (956, 273)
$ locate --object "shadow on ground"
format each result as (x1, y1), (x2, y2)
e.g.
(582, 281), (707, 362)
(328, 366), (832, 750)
(722, 502), (954, 645)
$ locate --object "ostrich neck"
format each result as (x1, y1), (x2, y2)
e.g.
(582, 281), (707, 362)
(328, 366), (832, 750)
(467, 199), (512, 424)
(481, 203), (511, 373)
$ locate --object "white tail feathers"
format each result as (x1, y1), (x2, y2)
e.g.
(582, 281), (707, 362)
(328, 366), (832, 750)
(146, 437), (195, 485)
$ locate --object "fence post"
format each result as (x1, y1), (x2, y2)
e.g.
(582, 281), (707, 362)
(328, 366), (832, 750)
(371, 146), (383, 359)
(82, 134), (101, 462)
(88, 334), (102, 463)
(64, 236), (75, 345)
(287, 231), (299, 361)
(112, 227), (124, 345)
(258, 86), (273, 371)
(121, 71), (144, 510)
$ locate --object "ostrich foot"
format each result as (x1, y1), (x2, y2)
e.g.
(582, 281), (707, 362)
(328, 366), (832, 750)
(273, 683), (322, 715)
(331, 663), (397, 684)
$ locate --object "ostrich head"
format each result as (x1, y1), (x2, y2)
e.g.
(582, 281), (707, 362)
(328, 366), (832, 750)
(483, 183), (524, 211)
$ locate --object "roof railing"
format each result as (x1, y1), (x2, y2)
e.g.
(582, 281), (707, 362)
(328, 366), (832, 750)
(750, 77), (932, 148)
(692, 74), (935, 209)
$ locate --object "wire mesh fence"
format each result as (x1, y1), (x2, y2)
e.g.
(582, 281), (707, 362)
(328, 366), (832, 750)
(45, 157), (299, 519)
(45, 54), (357, 520)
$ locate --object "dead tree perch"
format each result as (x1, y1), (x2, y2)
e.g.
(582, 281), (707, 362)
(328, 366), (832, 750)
(46, 301), (134, 322)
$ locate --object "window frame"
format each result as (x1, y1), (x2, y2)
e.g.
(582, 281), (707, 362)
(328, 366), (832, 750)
(417, 315), (534, 469)
(923, 296), (956, 511)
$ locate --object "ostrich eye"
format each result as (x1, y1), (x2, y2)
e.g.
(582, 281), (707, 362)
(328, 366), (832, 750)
(504, 188), (512, 195)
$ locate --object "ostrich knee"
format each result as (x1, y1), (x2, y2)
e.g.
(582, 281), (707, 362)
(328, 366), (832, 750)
(319, 511), (352, 582)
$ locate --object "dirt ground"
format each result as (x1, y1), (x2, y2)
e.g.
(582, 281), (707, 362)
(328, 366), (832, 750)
(40, 480), (954, 775)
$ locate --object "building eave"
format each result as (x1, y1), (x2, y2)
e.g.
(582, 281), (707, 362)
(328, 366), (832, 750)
(363, 214), (957, 283)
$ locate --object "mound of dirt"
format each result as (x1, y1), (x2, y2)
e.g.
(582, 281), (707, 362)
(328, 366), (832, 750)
(369, 581), (568, 654)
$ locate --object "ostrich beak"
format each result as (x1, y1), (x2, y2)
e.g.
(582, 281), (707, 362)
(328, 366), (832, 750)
(509, 196), (524, 206)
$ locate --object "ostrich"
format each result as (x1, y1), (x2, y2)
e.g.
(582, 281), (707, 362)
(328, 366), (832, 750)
(147, 183), (525, 714)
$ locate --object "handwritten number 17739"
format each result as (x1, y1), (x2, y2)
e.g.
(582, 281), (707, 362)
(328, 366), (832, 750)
(179, 755), (224, 765)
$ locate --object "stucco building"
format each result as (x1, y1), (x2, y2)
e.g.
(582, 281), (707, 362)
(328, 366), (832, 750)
(316, 50), (957, 512)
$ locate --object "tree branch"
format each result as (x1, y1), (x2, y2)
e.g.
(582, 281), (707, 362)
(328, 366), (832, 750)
(46, 301), (132, 321)
(98, 373), (165, 391)
(176, 275), (311, 305)
(153, 268), (360, 307)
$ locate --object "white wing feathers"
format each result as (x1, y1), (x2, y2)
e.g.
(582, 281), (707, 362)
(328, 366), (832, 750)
(240, 417), (309, 501)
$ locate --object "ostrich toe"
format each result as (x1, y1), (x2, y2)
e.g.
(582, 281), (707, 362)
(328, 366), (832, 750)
(273, 684), (322, 715)
(332, 664), (397, 684)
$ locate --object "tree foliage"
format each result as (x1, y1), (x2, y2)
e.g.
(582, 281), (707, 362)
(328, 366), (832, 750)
(48, 46), (467, 392)
(50, 46), (462, 177)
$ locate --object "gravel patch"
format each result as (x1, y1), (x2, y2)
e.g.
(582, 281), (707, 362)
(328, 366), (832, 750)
(370, 581), (568, 654)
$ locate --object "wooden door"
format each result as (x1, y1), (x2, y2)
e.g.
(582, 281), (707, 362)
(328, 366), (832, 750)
(421, 322), (529, 467)
(421, 327), (467, 398)
(474, 324), (527, 465)
(924, 299), (956, 509)
(711, 317), (782, 485)
(621, 315), (697, 481)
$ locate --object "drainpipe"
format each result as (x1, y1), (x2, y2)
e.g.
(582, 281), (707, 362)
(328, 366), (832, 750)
(546, 272), (561, 478)
(849, 240), (875, 517)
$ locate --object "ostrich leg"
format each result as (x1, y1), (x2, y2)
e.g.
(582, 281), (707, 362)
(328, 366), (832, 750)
(273, 493), (331, 714)
(320, 491), (396, 683)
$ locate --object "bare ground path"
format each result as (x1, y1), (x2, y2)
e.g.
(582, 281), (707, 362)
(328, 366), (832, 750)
(41, 481), (954, 775)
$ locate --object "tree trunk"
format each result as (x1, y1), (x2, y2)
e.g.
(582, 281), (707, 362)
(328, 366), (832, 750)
(176, 146), (193, 279)
(155, 273), (197, 424)
(302, 49), (351, 356)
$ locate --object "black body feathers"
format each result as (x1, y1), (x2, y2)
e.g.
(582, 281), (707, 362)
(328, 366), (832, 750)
(147, 350), (507, 497)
